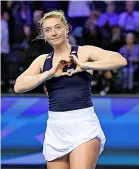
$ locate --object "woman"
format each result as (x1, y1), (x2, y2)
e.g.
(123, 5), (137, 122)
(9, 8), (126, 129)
(119, 32), (139, 92)
(14, 10), (127, 169)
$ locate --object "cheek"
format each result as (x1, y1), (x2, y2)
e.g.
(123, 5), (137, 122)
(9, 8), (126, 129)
(61, 31), (67, 39)
(58, 29), (67, 36)
(44, 32), (50, 40)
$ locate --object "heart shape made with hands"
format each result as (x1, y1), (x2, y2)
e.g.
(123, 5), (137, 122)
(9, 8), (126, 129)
(57, 55), (83, 77)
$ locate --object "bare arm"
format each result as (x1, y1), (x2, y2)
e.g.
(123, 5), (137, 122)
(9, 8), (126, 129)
(83, 46), (127, 70)
(14, 55), (52, 93)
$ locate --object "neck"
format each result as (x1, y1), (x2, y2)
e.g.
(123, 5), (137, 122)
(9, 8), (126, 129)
(53, 42), (71, 56)
(126, 44), (134, 49)
(127, 11), (133, 15)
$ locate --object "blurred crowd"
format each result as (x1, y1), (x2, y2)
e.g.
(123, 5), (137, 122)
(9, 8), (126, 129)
(1, 1), (139, 95)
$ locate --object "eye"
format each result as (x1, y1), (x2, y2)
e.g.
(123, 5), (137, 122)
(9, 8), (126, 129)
(56, 26), (61, 29)
(45, 29), (50, 33)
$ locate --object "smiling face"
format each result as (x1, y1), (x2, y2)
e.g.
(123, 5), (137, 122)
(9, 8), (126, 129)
(42, 17), (69, 47)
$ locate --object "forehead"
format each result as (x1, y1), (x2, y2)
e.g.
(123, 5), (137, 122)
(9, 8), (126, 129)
(43, 17), (63, 28)
(126, 33), (134, 38)
(126, 1), (135, 6)
(107, 2), (115, 7)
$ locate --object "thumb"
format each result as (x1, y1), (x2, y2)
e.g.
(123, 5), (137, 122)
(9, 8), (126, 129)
(69, 55), (79, 64)
(69, 69), (78, 76)
(61, 72), (70, 76)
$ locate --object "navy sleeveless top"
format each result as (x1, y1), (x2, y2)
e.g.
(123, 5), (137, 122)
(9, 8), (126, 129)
(43, 45), (93, 112)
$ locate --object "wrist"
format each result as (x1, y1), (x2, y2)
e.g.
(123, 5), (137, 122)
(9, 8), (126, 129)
(46, 70), (54, 80)
(82, 62), (90, 70)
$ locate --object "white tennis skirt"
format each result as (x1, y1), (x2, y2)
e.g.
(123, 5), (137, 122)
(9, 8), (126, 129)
(43, 106), (106, 161)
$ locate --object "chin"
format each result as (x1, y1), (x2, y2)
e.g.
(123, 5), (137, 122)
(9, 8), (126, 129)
(51, 40), (65, 46)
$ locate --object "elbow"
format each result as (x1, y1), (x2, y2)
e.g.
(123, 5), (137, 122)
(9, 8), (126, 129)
(14, 77), (24, 93)
(14, 85), (20, 93)
(14, 84), (23, 93)
(121, 57), (127, 67)
(116, 53), (127, 67)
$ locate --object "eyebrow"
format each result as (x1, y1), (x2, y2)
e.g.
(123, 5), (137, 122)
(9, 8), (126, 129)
(44, 24), (62, 29)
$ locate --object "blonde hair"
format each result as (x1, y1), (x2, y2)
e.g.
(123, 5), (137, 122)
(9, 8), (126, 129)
(40, 10), (68, 27)
(35, 10), (71, 41)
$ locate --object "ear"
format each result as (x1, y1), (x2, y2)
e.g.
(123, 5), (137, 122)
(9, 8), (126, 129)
(41, 28), (45, 40)
(66, 24), (69, 35)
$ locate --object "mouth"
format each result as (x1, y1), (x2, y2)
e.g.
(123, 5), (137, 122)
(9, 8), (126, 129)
(51, 38), (60, 40)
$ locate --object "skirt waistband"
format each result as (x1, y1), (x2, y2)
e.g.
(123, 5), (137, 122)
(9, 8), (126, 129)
(47, 106), (97, 123)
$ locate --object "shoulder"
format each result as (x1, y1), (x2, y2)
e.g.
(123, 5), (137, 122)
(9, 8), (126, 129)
(119, 45), (127, 53)
(78, 45), (92, 55)
(35, 54), (49, 72)
(135, 44), (139, 48)
(38, 54), (49, 59)
(133, 11), (139, 16)
(1, 20), (8, 27)
(134, 44), (139, 51)
(118, 12), (128, 22)
(78, 45), (102, 52)
(119, 45), (126, 51)
(28, 54), (49, 71)
(77, 45), (104, 60)
(99, 13), (107, 18)
(34, 54), (48, 63)
(119, 12), (127, 17)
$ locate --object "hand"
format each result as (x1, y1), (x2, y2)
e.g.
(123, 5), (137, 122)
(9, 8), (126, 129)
(69, 55), (86, 75)
(54, 64), (70, 78)
(49, 57), (71, 78)
(69, 65), (83, 76)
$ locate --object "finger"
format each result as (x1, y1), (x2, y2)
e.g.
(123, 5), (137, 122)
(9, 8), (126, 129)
(69, 54), (77, 59)
(61, 61), (66, 64)
(60, 60), (67, 64)
(65, 62), (72, 67)
(69, 70), (77, 76)
(69, 55), (79, 64)
(59, 62), (67, 68)
(69, 55), (74, 61)
(59, 65), (64, 69)
(61, 63), (66, 67)
(61, 72), (70, 76)
(70, 68), (82, 75)
(69, 58), (73, 63)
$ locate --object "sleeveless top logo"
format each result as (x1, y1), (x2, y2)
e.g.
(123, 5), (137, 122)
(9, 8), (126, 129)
(71, 51), (76, 54)
(47, 55), (52, 59)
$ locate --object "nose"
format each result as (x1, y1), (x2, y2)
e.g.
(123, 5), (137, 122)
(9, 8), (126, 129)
(52, 28), (57, 36)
